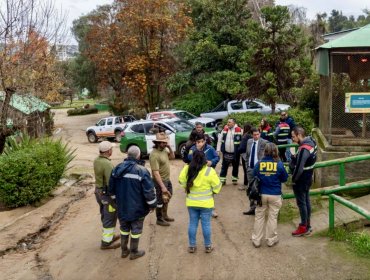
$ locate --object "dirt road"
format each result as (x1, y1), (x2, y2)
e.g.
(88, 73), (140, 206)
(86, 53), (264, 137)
(1, 109), (369, 280)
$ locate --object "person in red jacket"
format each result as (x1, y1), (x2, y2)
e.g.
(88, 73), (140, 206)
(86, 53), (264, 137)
(259, 118), (272, 142)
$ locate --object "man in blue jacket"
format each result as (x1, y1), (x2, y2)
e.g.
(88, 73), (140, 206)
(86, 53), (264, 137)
(186, 133), (220, 168)
(109, 146), (157, 260)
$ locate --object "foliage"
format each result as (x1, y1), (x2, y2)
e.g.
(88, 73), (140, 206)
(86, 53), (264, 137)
(67, 107), (98, 116)
(328, 225), (370, 258)
(172, 91), (223, 116)
(295, 73), (320, 125)
(0, 138), (75, 208)
(0, 0), (66, 154)
(245, 6), (311, 108)
(75, 1), (192, 113)
(167, 0), (252, 101)
(3, 133), (33, 155)
(226, 107), (315, 134)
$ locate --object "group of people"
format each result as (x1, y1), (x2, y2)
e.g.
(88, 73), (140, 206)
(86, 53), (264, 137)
(93, 110), (317, 259)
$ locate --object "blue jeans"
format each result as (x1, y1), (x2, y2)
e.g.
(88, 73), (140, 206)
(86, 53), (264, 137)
(285, 139), (292, 162)
(187, 207), (213, 247)
(293, 181), (312, 226)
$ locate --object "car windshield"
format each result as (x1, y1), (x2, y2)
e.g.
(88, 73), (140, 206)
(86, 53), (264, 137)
(174, 111), (196, 120)
(254, 98), (268, 106)
(165, 120), (194, 132)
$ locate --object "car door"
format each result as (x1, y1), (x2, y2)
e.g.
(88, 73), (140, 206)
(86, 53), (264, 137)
(229, 101), (245, 113)
(128, 123), (147, 153)
(95, 118), (107, 137)
(104, 117), (115, 137)
(143, 122), (157, 154)
(159, 122), (176, 152)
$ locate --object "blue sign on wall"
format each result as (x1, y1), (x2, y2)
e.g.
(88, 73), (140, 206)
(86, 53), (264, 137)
(345, 93), (370, 113)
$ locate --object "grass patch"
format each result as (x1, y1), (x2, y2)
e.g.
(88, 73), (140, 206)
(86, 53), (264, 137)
(52, 99), (96, 109)
(278, 195), (324, 223)
(326, 222), (370, 258)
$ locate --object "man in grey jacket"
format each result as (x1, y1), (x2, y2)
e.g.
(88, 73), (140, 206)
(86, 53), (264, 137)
(244, 127), (267, 215)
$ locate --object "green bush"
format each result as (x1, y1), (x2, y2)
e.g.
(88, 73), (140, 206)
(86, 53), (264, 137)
(67, 107), (98, 116)
(225, 108), (315, 134)
(172, 91), (223, 116)
(0, 138), (75, 208)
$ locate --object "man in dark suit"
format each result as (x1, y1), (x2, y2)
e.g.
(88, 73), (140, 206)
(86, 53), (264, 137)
(244, 127), (267, 215)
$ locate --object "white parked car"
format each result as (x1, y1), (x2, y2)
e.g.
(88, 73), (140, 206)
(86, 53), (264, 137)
(86, 115), (136, 143)
(146, 110), (216, 131)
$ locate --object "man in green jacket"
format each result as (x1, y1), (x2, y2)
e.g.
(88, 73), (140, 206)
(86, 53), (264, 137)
(94, 141), (119, 249)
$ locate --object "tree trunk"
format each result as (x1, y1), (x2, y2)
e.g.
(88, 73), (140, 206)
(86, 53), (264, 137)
(0, 88), (16, 154)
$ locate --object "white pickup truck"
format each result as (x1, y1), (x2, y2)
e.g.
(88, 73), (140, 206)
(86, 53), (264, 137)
(200, 99), (290, 127)
(86, 115), (136, 143)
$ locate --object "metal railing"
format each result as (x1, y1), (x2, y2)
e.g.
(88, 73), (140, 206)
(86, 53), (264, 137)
(280, 145), (370, 231)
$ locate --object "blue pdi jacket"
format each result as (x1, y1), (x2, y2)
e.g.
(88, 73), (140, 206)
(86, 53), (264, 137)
(253, 156), (288, 195)
(186, 144), (220, 168)
(109, 158), (157, 221)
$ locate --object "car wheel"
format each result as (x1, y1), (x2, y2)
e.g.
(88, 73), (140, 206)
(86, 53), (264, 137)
(87, 132), (98, 143)
(179, 143), (187, 159)
(115, 130), (122, 142)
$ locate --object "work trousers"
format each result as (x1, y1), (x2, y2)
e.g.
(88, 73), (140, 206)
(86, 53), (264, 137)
(187, 207), (213, 247)
(94, 188), (117, 243)
(220, 152), (240, 182)
(154, 180), (173, 209)
(119, 218), (145, 239)
(252, 195), (282, 246)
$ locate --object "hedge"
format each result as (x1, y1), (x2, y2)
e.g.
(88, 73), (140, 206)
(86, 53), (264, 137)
(67, 107), (98, 116)
(225, 108), (315, 134)
(0, 139), (75, 208)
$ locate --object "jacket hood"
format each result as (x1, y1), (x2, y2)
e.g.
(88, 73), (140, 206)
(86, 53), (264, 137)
(112, 158), (144, 178)
(301, 136), (315, 148)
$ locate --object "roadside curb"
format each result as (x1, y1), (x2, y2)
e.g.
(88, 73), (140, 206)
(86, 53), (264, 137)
(0, 176), (94, 256)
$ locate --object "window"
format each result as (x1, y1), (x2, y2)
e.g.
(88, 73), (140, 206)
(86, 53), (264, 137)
(97, 119), (106, 126)
(230, 102), (243, 110)
(165, 120), (194, 132)
(248, 101), (261, 109)
(107, 118), (113, 125)
(131, 124), (145, 133)
(115, 117), (121, 124)
(174, 111), (196, 120)
(143, 123), (155, 134)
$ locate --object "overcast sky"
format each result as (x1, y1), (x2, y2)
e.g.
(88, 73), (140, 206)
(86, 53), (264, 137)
(275, 0), (369, 19)
(56, 0), (368, 44)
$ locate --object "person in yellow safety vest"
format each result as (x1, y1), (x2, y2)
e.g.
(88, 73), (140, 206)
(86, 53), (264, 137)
(179, 150), (222, 254)
(93, 141), (119, 249)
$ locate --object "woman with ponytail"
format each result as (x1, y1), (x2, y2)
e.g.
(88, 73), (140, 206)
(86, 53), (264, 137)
(179, 150), (222, 253)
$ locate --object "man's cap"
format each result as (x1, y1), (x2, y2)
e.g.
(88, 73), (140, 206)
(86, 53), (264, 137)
(99, 141), (115, 152)
(153, 132), (169, 143)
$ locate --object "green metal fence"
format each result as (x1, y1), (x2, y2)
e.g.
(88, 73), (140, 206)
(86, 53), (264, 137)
(280, 144), (370, 231)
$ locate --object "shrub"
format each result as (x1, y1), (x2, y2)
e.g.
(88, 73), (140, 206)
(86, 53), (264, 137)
(172, 91), (223, 116)
(225, 108), (315, 134)
(0, 138), (75, 208)
(67, 107), (98, 116)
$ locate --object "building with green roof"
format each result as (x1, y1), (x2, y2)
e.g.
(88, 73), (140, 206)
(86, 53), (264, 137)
(0, 92), (52, 137)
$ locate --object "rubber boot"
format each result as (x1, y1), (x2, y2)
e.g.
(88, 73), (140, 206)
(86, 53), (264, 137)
(129, 238), (145, 260)
(156, 208), (170, 226)
(162, 203), (174, 222)
(121, 235), (130, 258)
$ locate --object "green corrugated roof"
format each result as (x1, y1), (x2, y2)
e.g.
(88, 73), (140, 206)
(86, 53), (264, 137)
(317, 24), (370, 49)
(0, 92), (50, 115)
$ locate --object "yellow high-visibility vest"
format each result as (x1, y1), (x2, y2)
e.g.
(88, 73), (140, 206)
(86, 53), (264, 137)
(178, 165), (222, 208)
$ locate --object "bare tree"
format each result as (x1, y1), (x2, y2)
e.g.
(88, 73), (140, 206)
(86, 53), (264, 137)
(0, 0), (66, 153)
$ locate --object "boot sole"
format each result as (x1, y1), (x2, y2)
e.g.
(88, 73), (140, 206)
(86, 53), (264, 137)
(121, 251), (130, 258)
(129, 252), (145, 260)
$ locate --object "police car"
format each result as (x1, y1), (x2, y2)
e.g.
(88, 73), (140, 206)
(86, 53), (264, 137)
(120, 118), (209, 158)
